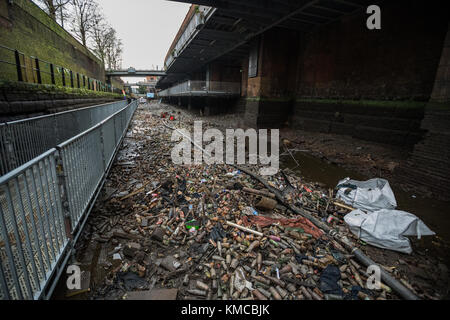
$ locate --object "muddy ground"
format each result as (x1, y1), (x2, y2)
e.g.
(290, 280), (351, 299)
(182, 108), (425, 197)
(53, 101), (449, 300)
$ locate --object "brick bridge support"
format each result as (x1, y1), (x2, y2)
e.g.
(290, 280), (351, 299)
(395, 23), (450, 199)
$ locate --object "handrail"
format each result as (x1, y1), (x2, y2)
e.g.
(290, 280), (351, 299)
(158, 80), (241, 97)
(0, 100), (138, 300)
(0, 100), (127, 177)
(1, 100), (124, 127)
(58, 101), (131, 148)
(165, 6), (215, 70)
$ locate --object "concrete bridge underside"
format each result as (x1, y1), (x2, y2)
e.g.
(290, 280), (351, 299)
(158, 0), (450, 197)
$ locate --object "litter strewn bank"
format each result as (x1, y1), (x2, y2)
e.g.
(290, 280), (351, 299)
(64, 102), (448, 301)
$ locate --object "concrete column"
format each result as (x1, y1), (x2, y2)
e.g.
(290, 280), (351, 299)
(204, 97), (212, 116)
(188, 96), (192, 111)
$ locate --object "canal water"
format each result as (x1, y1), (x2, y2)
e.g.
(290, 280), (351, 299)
(280, 150), (450, 265)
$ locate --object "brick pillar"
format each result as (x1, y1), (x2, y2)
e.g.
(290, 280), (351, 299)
(244, 99), (259, 128)
(395, 24), (450, 200)
(430, 23), (450, 103)
(243, 29), (299, 129)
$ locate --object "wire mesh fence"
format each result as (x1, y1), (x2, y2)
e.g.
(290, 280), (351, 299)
(158, 80), (241, 97)
(0, 100), (127, 177)
(0, 100), (138, 300)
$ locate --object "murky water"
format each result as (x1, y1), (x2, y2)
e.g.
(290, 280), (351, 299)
(280, 151), (450, 265)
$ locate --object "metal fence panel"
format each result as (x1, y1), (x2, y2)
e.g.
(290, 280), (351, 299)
(0, 150), (67, 300)
(59, 101), (137, 231)
(0, 100), (138, 300)
(60, 127), (104, 230)
(0, 100), (127, 177)
(101, 118), (116, 169)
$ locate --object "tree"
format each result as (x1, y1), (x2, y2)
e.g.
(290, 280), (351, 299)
(138, 85), (148, 94)
(70, 0), (99, 46)
(90, 13), (110, 64)
(37, 0), (71, 27)
(104, 29), (123, 70)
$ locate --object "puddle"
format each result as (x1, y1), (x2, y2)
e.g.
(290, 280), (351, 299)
(280, 150), (450, 266)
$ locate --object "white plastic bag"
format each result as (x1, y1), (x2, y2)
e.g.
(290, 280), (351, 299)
(336, 178), (397, 212)
(234, 267), (253, 292)
(344, 209), (435, 254)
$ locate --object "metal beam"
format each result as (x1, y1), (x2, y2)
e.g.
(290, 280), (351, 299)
(311, 4), (352, 14)
(293, 11), (333, 23)
(211, 15), (239, 25)
(326, 0), (364, 8)
(169, 0), (289, 17)
(200, 28), (245, 41)
(287, 17), (320, 25)
(106, 70), (166, 77)
(203, 0), (322, 65)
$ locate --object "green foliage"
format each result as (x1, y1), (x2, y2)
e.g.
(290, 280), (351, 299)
(246, 97), (294, 102)
(0, 80), (123, 99)
(0, 0), (108, 85)
(296, 98), (427, 109)
(137, 85), (147, 94)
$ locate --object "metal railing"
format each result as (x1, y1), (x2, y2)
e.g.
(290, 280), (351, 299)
(0, 44), (121, 94)
(158, 80), (241, 97)
(0, 100), (127, 177)
(0, 100), (138, 300)
(165, 6), (215, 69)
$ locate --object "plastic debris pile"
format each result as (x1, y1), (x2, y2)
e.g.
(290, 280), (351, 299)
(70, 102), (447, 301)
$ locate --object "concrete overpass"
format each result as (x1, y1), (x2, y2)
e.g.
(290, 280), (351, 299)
(106, 68), (166, 77)
(123, 82), (157, 87)
(158, 0), (450, 205)
(159, 0), (373, 86)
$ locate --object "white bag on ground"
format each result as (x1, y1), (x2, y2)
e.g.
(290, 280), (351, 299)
(344, 209), (435, 254)
(336, 177), (397, 212)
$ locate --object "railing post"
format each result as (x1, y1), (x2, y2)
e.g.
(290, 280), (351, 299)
(61, 67), (66, 86)
(99, 125), (106, 171)
(50, 64), (55, 85)
(70, 70), (74, 88)
(35, 58), (42, 84)
(55, 149), (73, 240)
(113, 113), (118, 146)
(14, 50), (23, 82)
(3, 124), (18, 173)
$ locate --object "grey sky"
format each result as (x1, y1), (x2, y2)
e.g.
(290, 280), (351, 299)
(95, 0), (190, 82)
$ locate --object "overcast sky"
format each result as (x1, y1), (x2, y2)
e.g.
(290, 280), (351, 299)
(95, 0), (190, 82)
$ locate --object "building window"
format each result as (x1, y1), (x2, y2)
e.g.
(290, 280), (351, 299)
(248, 41), (259, 78)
